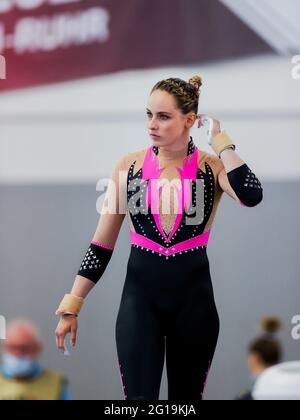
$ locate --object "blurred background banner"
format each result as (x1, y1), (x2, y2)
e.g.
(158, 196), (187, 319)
(0, 0), (271, 92)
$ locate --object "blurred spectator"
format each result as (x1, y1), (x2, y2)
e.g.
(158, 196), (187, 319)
(236, 316), (283, 400)
(252, 361), (300, 400)
(0, 319), (69, 400)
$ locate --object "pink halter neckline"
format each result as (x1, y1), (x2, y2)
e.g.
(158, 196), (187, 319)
(139, 139), (199, 243)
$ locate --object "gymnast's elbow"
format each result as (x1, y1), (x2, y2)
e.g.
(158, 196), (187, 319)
(238, 189), (263, 207)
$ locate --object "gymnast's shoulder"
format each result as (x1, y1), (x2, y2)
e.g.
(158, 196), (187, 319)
(113, 148), (147, 173)
(197, 149), (224, 176)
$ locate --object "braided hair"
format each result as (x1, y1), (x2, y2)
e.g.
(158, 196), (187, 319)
(150, 75), (203, 115)
(249, 316), (283, 367)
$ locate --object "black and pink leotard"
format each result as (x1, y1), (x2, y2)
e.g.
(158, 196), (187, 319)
(77, 136), (263, 400)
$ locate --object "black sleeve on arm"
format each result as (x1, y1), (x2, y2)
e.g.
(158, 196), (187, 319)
(227, 163), (263, 207)
(77, 242), (114, 284)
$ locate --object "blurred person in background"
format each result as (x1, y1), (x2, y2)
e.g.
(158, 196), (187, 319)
(236, 316), (283, 400)
(0, 319), (70, 400)
(252, 360), (300, 400)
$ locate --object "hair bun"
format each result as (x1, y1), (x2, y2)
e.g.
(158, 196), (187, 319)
(188, 75), (203, 92)
(260, 316), (282, 335)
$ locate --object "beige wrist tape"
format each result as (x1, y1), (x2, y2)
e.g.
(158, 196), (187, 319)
(57, 294), (84, 315)
(212, 131), (236, 157)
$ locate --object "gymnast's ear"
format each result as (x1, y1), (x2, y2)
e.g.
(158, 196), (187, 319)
(185, 112), (197, 129)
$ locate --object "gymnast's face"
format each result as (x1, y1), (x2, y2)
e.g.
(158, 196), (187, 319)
(146, 89), (196, 147)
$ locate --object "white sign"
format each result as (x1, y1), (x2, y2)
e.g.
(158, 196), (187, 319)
(0, 0), (82, 13)
(0, 55), (6, 79)
(0, 7), (110, 54)
(0, 316), (6, 340)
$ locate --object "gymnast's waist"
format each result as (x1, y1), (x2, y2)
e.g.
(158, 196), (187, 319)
(129, 229), (211, 257)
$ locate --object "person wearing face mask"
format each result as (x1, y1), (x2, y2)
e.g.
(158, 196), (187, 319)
(0, 318), (70, 400)
(235, 316), (283, 400)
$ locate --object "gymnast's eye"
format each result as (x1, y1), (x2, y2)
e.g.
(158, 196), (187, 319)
(146, 112), (169, 120)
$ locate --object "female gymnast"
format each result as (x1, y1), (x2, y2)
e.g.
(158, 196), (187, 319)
(55, 76), (263, 400)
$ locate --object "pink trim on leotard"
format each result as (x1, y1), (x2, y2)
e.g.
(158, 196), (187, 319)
(118, 360), (127, 400)
(140, 145), (200, 243)
(130, 229), (211, 256)
(201, 360), (211, 400)
(141, 147), (165, 185)
(91, 240), (114, 251)
(176, 147), (199, 212)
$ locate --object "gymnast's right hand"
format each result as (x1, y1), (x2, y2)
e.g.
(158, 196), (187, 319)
(55, 315), (78, 353)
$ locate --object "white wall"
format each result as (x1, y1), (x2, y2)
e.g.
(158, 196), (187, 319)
(0, 52), (299, 184)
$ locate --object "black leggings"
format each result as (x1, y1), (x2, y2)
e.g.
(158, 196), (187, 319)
(115, 246), (220, 400)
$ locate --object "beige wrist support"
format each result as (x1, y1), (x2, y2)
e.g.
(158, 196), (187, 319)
(211, 131), (236, 157)
(56, 294), (84, 316)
